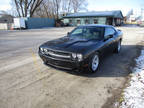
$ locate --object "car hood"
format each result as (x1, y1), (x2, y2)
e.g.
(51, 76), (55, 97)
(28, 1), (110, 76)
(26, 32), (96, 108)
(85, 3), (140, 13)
(42, 36), (101, 53)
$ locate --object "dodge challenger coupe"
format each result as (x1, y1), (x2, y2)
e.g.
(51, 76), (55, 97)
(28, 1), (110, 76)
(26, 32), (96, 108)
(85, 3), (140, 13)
(39, 24), (123, 73)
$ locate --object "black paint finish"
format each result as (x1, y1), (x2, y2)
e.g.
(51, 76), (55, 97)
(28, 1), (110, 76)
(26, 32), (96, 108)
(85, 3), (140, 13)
(39, 24), (123, 70)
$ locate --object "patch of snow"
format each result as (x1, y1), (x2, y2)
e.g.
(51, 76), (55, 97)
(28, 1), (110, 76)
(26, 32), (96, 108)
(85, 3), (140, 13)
(120, 49), (144, 108)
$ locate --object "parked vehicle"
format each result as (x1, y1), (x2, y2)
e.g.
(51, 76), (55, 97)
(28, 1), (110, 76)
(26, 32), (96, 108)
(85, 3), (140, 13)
(39, 24), (123, 73)
(138, 21), (144, 27)
(13, 18), (26, 29)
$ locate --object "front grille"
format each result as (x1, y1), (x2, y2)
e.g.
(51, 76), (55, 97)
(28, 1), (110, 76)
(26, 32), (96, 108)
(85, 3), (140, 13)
(46, 58), (76, 69)
(43, 49), (71, 60)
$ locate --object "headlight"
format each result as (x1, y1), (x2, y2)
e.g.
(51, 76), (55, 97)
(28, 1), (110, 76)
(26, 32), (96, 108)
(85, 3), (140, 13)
(40, 47), (44, 52)
(72, 53), (77, 59)
(77, 54), (83, 61)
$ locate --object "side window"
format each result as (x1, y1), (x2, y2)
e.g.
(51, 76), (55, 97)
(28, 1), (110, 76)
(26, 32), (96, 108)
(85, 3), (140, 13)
(71, 28), (83, 36)
(104, 27), (115, 37)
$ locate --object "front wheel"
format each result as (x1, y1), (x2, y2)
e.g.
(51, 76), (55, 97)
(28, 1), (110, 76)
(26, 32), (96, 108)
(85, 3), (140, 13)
(88, 53), (100, 73)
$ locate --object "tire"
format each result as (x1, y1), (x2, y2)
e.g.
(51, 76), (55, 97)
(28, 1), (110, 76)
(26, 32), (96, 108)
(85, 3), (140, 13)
(88, 52), (100, 73)
(114, 40), (121, 53)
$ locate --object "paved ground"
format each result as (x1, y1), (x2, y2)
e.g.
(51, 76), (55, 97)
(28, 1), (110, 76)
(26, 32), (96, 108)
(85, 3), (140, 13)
(0, 26), (144, 108)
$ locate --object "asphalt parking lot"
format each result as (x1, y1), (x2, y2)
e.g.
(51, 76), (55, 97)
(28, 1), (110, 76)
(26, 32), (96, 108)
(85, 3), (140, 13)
(0, 26), (144, 108)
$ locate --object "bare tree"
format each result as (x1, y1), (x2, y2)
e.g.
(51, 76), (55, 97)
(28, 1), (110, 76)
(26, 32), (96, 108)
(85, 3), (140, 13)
(72, 0), (88, 13)
(13, 0), (44, 17)
(34, 0), (61, 19)
(61, 0), (72, 13)
(34, 0), (56, 18)
(52, 0), (61, 19)
(31, 0), (88, 18)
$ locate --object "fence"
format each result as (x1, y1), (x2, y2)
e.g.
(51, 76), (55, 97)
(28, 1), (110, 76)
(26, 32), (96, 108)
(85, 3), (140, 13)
(25, 18), (55, 29)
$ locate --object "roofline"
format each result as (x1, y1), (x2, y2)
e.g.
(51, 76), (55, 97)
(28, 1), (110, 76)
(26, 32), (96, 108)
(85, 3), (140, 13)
(63, 10), (124, 19)
(63, 15), (123, 19)
(63, 15), (114, 18)
(119, 11), (124, 19)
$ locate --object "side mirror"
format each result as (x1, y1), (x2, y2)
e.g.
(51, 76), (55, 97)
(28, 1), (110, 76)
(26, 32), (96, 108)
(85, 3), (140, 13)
(104, 34), (113, 41)
(109, 35), (113, 38)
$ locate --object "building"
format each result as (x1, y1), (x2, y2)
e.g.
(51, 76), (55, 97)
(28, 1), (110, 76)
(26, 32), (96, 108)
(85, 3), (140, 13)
(63, 10), (123, 26)
(0, 14), (14, 30)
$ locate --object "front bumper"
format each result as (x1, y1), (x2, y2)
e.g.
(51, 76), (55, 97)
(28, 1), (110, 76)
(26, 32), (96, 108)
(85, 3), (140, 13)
(39, 52), (87, 70)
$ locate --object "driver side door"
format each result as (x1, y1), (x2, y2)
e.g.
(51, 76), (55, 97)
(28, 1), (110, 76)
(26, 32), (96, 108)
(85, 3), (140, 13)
(103, 27), (116, 52)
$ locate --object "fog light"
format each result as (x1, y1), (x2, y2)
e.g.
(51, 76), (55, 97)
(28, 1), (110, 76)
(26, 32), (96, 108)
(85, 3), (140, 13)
(77, 54), (83, 61)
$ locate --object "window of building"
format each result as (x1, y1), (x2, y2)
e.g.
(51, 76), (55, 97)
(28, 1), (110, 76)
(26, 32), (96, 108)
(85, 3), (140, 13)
(77, 20), (81, 24)
(69, 20), (72, 24)
(85, 19), (89, 24)
(94, 19), (98, 24)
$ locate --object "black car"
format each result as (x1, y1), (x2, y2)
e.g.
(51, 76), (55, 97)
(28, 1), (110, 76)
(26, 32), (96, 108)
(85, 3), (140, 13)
(39, 24), (123, 73)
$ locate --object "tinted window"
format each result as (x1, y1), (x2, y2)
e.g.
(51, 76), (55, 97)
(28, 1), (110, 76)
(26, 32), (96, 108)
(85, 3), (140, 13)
(104, 27), (115, 37)
(70, 28), (83, 36)
(70, 26), (104, 40)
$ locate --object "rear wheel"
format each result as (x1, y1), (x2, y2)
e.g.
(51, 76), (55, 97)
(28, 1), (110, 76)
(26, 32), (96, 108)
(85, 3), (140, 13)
(88, 53), (100, 73)
(114, 40), (121, 53)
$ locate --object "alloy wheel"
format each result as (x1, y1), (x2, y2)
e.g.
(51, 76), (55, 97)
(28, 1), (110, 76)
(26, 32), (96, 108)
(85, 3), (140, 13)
(91, 54), (99, 71)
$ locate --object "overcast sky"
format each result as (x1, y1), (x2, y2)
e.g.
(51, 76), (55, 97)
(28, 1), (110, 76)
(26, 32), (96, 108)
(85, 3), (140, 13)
(0, 0), (144, 16)
(0, 0), (11, 11)
(87, 0), (144, 15)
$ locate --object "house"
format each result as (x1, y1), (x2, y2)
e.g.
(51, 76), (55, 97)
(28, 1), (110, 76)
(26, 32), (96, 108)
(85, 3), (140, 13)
(63, 10), (123, 26)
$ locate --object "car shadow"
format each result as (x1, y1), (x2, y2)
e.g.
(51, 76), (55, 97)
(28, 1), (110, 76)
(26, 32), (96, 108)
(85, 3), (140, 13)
(47, 44), (143, 78)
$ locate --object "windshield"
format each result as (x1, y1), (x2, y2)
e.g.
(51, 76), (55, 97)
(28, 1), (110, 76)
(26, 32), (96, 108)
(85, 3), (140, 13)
(69, 26), (104, 40)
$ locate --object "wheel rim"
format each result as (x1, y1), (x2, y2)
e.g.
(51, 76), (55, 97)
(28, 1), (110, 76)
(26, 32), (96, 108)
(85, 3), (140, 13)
(118, 41), (121, 52)
(92, 55), (99, 71)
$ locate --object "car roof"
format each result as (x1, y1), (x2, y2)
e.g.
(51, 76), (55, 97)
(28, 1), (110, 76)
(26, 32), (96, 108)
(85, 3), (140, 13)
(78, 24), (114, 28)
